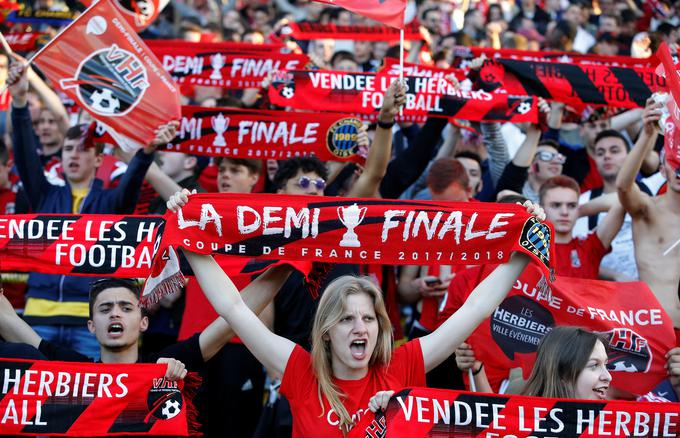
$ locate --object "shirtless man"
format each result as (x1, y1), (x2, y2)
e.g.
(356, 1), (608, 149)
(616, 97), (680, 327)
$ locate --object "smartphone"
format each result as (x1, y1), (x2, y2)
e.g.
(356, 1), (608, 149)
(425, 278), (442, 287)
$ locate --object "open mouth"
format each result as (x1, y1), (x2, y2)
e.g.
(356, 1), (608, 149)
(350, 340), (367, 360)
(108, 323), (124, 336)
(593, 387), (608, 399)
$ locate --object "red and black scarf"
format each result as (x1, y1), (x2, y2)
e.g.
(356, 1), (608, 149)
(349, 387), (680, 438)
(0, 358), (199, 436)
(144, 194), (555, 304)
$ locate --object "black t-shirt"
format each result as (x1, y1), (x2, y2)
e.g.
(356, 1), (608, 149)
(37, 333), (204, 370)
(274, 264), (359, 350)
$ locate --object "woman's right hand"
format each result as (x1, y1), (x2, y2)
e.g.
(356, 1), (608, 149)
(368, 390), (395, 413)
(166, 188), (197, 213)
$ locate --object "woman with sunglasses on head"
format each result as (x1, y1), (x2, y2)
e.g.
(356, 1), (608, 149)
(167, 188), (546, 436)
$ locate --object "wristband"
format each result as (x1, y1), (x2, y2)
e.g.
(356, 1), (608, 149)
(377, 119), (395, 129)
(472, 362), (484, 376)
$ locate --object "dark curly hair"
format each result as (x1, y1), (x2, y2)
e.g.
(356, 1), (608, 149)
(273, 156), (328, 190)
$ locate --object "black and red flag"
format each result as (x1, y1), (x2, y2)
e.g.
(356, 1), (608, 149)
(268, 69), (538, 123)
(32, 0), (180, 151)
(145, 39), (310, 90)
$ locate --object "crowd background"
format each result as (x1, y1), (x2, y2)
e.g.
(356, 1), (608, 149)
(0, 0), (679, 436)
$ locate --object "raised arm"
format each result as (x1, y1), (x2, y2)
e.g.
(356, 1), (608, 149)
(27, 66), (70, 135)
(595, 202), (625, 250)
(183, 251), (296, 377)
(8, 55), (50, 209)
(0, 292), (42, 348)
(418, 202), (545, 372)
(348, 80), (405, 198)
(197, 264), (293, 361)
(616, 98), (660, 219)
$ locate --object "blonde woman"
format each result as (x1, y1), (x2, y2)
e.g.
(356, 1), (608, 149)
(167, 190), (545, 436)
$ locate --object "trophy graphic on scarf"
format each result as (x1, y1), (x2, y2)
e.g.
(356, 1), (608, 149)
(337, 203), (367, 247)
(211, 113), (229, 146)
(210, 53), (225, 80)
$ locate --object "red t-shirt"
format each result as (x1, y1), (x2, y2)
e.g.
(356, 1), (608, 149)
(280, 339), (426, 437)
(554, 232), (610, 279)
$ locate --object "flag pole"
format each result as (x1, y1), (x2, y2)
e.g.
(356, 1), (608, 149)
(468, 368), (476, 392)
(399, 28), (404, 116)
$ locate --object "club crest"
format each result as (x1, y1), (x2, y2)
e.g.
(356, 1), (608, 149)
(60, 44), (149, 117)
(326, 117), (362, 159)
(520, 217), (551, 268)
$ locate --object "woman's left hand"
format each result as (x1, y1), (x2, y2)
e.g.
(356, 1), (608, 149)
(520, 200), (546, 222)
(368, 390), (395, 413)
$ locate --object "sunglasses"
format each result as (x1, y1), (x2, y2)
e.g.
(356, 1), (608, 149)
(534, 151), (566, 164)
(296, 176), (326, 191)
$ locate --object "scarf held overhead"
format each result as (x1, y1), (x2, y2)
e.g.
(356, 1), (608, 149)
(349, 387), (680, 438)
(269, 70), (538, 122)
(0, 359), (194, 436)
(144, 194), (555, 303)
(146, 40), (310, 89)
(478, 59), (665, 109)
(159, 106), (366, 163)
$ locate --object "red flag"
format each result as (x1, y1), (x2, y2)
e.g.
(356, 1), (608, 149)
(656, 42), (680, 170)
(312, 0), (406, 29)
(33, 0), (180, 150)
(80, 0), (169, 31)
(447, 264), (675, 396)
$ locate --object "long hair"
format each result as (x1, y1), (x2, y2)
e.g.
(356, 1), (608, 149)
(310, 275), (393, 432)
(522, 326), (603, 398)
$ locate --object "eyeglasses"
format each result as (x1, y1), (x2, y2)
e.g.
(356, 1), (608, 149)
(534, 151), (566, 164)
(295, 176), (326, 191)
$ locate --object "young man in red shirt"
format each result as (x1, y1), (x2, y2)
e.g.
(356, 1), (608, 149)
(540, 175), (624, 278)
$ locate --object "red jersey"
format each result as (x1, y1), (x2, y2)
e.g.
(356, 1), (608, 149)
(281, 340), (425, 437)
(0, 188), (15, 214)
(554, 232), (609, 279)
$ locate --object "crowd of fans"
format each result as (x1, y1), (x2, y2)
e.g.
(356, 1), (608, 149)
(0, 0), (680, 436)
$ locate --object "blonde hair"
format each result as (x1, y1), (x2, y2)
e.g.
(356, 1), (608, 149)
(310, 275), (393, 433)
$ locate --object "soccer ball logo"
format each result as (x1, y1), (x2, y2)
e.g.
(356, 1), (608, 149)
(160, 399), (181, 420)
(516, 101), (532, 115)
(60, 44), (149, 117)
(280, 85), (295, 99)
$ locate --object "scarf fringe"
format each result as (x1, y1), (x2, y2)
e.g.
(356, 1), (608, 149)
(140, 271), (186, 307)
(182, 372), (203, 437)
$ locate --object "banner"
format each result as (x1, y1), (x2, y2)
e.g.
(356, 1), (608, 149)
(380, 57), (467, 81)
(3, 31), (48, 52)
(269, 70), (538, 122)
(0, 358), (191, 436)
(311, 0), (406, 29)
(478, 59), (665, 109)
(159, 106), (366, 163)
(0, 215), (162, 278)
(448, 265), (675, 396)
(33, 0), (181, 150)
(146, 40), (310, 89)
(286, 22), (421, 42)
(349, 387), (680, 438)
(81, 0), (169, 32)
(144, 194), (555, 302)
(451, 45), (653, 69)
(656, 42), (680, 171)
